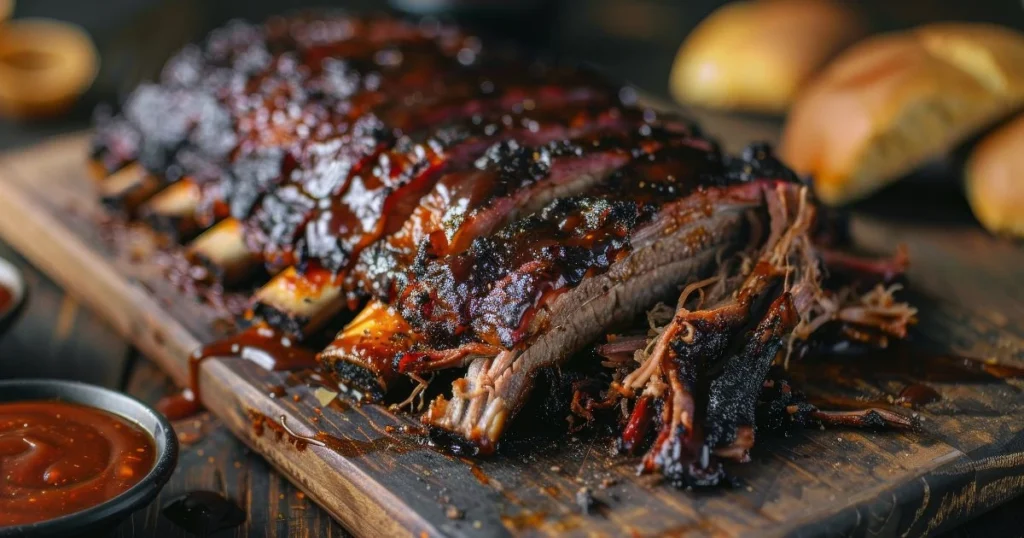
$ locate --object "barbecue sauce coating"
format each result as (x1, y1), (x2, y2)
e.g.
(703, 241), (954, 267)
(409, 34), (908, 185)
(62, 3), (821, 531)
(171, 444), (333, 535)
(318, 300), (421, 399)
(319, 117), (701, 393)
(399, 141), (732, 349)
(90, 16), (471, 180)
(94, 15), (485, 236)
(356, 115), (684, 300)
(0, 401), (155, 526)
(251, 75), (620, 274)
(92, 12), (628, 277)
(231, 37), (494, 257)
(214, 25), (486, 225)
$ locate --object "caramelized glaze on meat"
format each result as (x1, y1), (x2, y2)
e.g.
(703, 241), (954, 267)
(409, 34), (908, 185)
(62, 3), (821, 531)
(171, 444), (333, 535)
(398, 140), (733, 349)
(356, 114), (699, 300)
(92, 15), (918, 475)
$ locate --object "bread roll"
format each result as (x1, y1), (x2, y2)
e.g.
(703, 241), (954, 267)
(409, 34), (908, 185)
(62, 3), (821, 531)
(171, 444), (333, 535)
(0, 0), (12, 24)
(966, 114), (1024, 238)
(669, 0), (864, 114)
(0, 18), (99, 119)
(781, 23), (1024, 205)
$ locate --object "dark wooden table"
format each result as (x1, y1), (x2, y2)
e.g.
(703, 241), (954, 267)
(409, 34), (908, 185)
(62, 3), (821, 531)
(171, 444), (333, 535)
(2, 206), (1024, 538)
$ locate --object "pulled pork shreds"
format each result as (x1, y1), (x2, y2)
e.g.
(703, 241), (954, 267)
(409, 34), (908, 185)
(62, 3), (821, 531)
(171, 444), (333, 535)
(580, 185), (918, 488)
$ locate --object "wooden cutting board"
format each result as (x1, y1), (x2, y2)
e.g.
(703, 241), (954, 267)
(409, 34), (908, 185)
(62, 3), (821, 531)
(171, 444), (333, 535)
(1, 120), (1022, 537)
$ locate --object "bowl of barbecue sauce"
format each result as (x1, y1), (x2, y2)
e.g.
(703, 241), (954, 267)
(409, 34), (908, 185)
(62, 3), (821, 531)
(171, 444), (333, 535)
(0, 380), (178, 537)
(0, 256), (25, 335)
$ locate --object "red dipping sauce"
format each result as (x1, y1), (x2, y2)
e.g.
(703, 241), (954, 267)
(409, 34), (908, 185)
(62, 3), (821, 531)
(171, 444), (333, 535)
(0, 401), (156, 526)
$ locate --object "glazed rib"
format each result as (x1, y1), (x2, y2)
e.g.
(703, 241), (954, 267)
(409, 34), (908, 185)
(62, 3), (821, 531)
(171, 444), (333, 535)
(90, 14), (920, 473)
(398, 143), (734, 348)
(93, 14), (469, 177)
(181, 62), (619, 285)
(249, 79), (618, 274)
(94, 15), (477, 228)
(249, 103), (648, 336)
(92, 19), (269, 199)
(389, 143), (770, 450)
(356, 118), (703, 300)
(319, 119), (704, 396)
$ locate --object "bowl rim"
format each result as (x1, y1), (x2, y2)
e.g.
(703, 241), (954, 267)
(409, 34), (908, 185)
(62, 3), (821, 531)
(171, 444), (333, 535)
(0, 256), (26, 330)
(0, 379), (179, 536)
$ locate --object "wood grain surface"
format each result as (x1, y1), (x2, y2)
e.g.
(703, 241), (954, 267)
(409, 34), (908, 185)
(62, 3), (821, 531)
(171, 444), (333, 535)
(0, 124), (1022, 537)
(2, 241), (1019, 538)
(0, 240), (352, 537)
(116, 359), (351, 538)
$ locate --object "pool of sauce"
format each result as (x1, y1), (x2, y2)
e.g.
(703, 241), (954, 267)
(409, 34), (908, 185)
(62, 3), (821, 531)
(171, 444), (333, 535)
(797, 337), (1024, 384)
(0, 401), (156, 526)
(157, 325), (317, 420)
(791, 341), (1024, 415)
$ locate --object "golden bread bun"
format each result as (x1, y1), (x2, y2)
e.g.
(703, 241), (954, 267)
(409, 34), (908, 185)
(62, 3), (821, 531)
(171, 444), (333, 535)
(966, 114), (1024, 238)
(0, 18), (99, 119)
(0, 0), (12, 25)
(781, 23), (1024, 205)
(670, 0), (864, 114)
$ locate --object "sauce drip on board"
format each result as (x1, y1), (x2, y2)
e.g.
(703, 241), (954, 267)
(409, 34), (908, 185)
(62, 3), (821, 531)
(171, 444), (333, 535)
(895, 383), (942, 407)
(157, 325), (317, 420)
(247, 410), (417, 457)
(0, 401), (155, 526)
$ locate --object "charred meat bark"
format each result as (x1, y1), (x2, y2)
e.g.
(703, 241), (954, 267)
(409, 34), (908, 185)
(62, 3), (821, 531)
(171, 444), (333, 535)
(320, 119), (704, 397)
(594, 179), (917, 487)
(188, 70), (621, 293)
(94, 15), (479, 231)
(223, 62), (614, 240)
(248, 103), (658, 337)
(219, 50), (584, 238)
(356, 116), (701, 300)
(392, 143), (778, 452)
(249, 94), (624, 274)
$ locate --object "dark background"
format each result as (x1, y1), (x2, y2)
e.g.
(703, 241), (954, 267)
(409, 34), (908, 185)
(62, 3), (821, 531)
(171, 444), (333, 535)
(2, 0), (1024, 151)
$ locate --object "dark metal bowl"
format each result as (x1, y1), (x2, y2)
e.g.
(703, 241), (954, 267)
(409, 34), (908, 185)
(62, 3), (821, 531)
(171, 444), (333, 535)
(0, 256), (26, 335)
(0, 379), (178, 538)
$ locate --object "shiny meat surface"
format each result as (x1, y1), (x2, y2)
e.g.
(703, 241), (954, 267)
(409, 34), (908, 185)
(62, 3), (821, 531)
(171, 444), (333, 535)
(398, 140), (733, 349)
(92, 14), (917, 478)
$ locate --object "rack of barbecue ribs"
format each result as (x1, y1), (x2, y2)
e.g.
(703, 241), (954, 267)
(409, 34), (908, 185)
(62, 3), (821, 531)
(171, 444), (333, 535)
(91, 13), (916, 487)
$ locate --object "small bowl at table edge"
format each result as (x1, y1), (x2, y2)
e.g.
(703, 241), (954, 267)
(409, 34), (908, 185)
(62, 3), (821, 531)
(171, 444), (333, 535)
(0, 256), (26, 335)
(0, 379), (178, 538)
